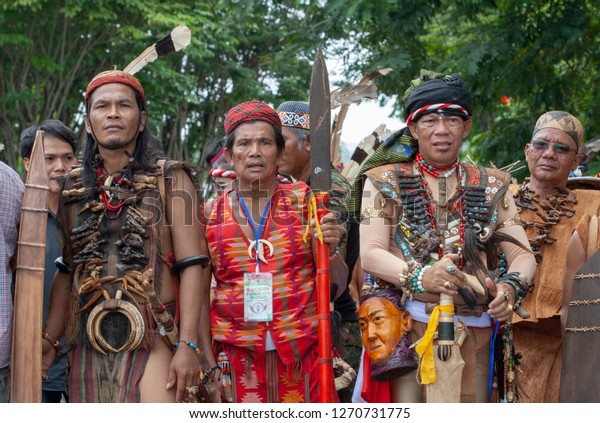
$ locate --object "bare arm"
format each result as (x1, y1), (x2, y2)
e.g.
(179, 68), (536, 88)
(496, 193), (537, 284)
(164, 169), (205, 402)
(196, 235), (229, 402)
(41, 270), (71, 379)
(196, 261), (216, 377)
(359, 179), (459, 296)
(359, 178), (406, 282)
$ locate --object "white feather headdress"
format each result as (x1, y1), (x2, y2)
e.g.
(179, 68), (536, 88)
(123, 25), (192, 75)
(85, 25), (192, 104)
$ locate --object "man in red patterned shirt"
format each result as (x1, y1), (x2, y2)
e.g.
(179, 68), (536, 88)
(199, 100), (346, 403)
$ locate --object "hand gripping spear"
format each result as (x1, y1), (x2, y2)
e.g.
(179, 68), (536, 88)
(11, 131), (50, 402)
(309, 48), (334, 403)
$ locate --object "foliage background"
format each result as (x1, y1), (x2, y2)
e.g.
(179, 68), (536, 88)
(2, 0), (599, 182)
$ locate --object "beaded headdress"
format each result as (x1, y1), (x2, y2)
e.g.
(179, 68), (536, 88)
(277, 101), (310, 130)
(533, 111), (584, 148)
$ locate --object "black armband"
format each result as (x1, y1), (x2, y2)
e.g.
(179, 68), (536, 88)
(55, 256), (72, 274)
(171, 255), (210, 273)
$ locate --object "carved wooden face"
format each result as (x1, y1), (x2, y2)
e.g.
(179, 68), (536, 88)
(358, 296), (412, 365)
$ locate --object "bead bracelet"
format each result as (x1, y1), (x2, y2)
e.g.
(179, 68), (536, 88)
(176, 340), (200, 356)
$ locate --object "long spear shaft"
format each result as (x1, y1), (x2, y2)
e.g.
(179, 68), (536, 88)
(11, 130), (50, 402)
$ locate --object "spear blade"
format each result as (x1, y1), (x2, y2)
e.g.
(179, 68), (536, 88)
(310, 48), (332, 192)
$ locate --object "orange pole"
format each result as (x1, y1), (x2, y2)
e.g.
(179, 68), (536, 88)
(315, 191), (333, 402)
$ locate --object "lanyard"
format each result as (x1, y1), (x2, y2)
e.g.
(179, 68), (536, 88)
(488, 320), (500, 402)
(238, 191), (271, 272)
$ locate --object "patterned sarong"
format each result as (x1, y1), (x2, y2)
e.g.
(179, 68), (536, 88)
(220, 343), (337, 403)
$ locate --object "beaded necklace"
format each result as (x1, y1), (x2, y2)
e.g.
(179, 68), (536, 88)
(97, 166), (131, 219)
(415, 152), (459, 178)
(414, 152), (465, 267)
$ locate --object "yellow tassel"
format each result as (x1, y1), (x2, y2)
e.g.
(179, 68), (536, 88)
(415, 304), (454, 384)
(303, 192), (324, 244)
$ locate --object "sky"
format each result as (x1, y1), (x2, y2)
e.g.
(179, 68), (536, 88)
(334, 97), (403, 163)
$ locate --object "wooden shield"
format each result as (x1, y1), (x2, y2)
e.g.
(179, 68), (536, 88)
(11, 130), (49, 402)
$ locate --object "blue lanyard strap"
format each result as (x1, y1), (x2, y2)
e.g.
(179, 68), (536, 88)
(488, 320), (500, 402)
(238, 191), (271, 271)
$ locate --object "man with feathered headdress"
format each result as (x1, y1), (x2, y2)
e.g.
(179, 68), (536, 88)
(41, 27), (210, 403)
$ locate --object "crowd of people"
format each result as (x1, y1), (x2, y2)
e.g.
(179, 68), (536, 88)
(1, 55), (599, 405)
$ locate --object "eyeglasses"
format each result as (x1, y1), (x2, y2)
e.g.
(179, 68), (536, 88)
(417, 114), (465, 128)
(530, 139), (577, 155)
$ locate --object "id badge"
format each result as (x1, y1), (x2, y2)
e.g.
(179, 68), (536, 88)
(244, 272), (273, 322)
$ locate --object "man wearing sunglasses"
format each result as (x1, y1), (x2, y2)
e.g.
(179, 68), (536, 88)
(509, 111), (600, 402)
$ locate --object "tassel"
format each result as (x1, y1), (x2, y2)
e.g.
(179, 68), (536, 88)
(123, 25), (192, 75)
(303, 193), (323, 243)
(217, 351), (232, 390)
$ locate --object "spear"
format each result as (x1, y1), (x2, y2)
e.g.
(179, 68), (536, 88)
(11, 130), (49, 402)
(309, 48), (334, 402)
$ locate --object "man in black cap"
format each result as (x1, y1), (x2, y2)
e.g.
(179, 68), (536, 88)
(277, 101), (359, 402)
(355, 70), (536, 402)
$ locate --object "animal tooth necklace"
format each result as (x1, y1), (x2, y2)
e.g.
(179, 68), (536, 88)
(237, 191), (274, 271)
(237, 190), (276, 323)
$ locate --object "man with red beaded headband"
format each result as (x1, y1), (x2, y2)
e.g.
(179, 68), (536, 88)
(41, 68), (208, 402)
(353, 70), (536, 402)
(199, 100), (345, 403)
